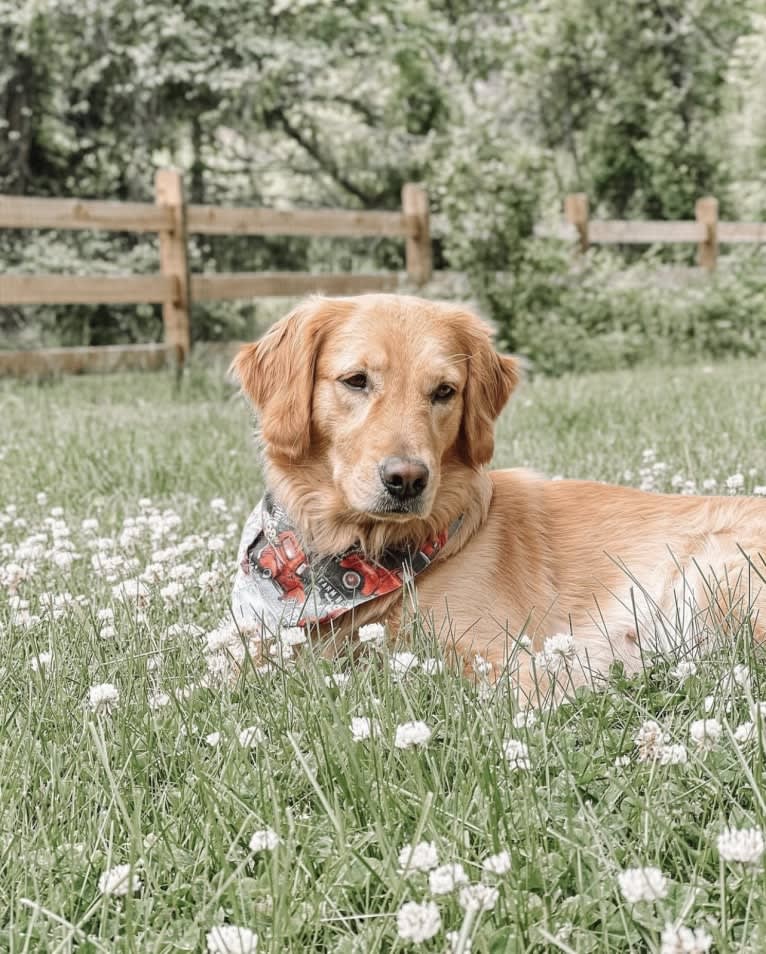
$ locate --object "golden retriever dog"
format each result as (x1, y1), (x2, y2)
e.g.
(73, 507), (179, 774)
(232, 293), (766, 694)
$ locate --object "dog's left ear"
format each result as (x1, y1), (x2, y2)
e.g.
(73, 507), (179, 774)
(230, 297), (350, 460)
(456, 311), (520, 468)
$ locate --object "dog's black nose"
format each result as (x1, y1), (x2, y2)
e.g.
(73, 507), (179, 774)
(379, 456), (429, 500)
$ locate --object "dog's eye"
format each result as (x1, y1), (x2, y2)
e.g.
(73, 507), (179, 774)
(432, 383), (456, 402)
(341, 373), (368, 391)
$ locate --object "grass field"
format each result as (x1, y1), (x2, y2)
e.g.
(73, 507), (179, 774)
(1, 358), (766, 953)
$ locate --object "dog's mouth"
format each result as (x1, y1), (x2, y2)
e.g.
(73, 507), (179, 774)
(363, 492), (428, 521)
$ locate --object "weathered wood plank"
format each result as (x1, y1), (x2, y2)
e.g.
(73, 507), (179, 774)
(0, 344), (172, 377)
(718, 222), (766, 243)
(191, 272), (400, 301)
(0, 195), (173, 232)
(588, 220), (705, 243)
(187, 204), (415, 238)
(0, 274), (175, 305)
(156, 169), (191, 362)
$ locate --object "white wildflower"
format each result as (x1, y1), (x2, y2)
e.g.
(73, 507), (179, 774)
(535, 633), (575, 675)
(635, 720), (668, 762)
(658, 744), (688, 765)
(717, 827), (765, 865)
(428, 863), (468, 895)
(473, 654), (493, 678)
(614, 755), (632, 768)
(396, 900), (441, 943)
(205, 732), (222, 747)
(689, 719), (722, 752)
(209, 498), (228, 512)
(98, 863), (141, 896)
(395, 721), (432, 749)
(503, 739), (531, 770)
(659, 923), (713, 954)
(398, 841), (439, 873)
(324, 672), (350, 689)
(420, 657), (444, 675)
(238, 725), (265, 748)
(703, 696), (716, 714)
(112, 578), (150, 604)
(734, 721), (756, 743)
(670, 661), (697, 683)
(148, 690), (170, 710)
(458, 883), (499, 912)
(617, 866), (668, 903)
(390, 651), (419, 675)
(446, 931), (471, 953)
(754, 485), (766, 497)
(512, 709), (538, 730)
(29, 650), (52, 672)
(88, 683), (119, 714)
(279, 626), (307, 647)
(517, 634), (533, 650)
(350, 716), (378, 742)
(725, 473), (744, 493)
(206, 925), (259, 954)
(482, 850), (512, 875)
(732, 663), (752, 690)
(357, 622), (385, 646)
(249, 828), (279, 852)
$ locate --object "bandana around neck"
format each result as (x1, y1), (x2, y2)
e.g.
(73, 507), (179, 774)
(231, 493), (462, 630)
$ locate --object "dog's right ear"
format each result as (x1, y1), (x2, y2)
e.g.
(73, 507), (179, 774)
(230, 297), (349, 460)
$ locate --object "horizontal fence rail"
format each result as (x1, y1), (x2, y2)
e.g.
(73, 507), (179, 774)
(548, 193), (766, 271)
(0, 169), (432, 376)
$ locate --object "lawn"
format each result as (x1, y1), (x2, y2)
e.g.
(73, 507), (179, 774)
(1, 357), (766, 953)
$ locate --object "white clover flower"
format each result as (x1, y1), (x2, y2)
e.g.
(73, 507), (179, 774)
(112, 578), (150, 604)
(703, 696), (715, 714)
(473, 654), (493, 677)
(512, 709), (538, 730)
(614, 755), (632, 768)
(205, 732), (222, 747)
(734, 721), (756, 743)
(395, 721), (432, 749)
(458, 883), (499, 912)
(357, 623), (385, 646)
(36, 492), (47, 506)
(396, 900), (441, 943)
(238, 725), (265, 748)
(390, 651), (419, 675)
(88, 683), (119, 714)
(659, 923), (713, 954)
(29, 650), (52, 672)
(670, 661), (697, 683)
(689, 719), (722, 752)
(420, 657), (444, 675)
(658, 743), (688, 765)
(446, 930), (471, 953)
(617, 866), (668, 903)
(517, 634), (533, 650)
(249, 828), (279, 852)
(206, 925), (259, 954)
(634, 720), (669, 762)
(398, 841), (439, 873)
(81, 517), (99, 532)
(754, 485), (766, 497)
(209, 498), (228, 513)
(350, 716), (379, 742)
(482, 850), (512, 875)
(732, 663), (752, 690)
(717, 826), (765, 865)
(98, 863), (141, 897)
(148, 690), (170, 710)
(160, 581), (184, 604)
(503, 739), (531, 770)
(428, 862), (468, 895)
(535, 633), (575, 675)
(726, 473), (744, 493)
(324, 672), (351, 689)
(279, 626), (307, 647)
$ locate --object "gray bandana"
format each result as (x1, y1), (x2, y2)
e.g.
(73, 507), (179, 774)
(232, 493), (461, 631)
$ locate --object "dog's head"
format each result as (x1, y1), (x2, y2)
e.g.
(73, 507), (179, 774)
(232, 294), (518, 550)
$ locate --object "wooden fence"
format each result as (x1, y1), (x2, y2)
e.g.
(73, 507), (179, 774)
(537, 194), (766, 269)
(0, 170), (431, 376)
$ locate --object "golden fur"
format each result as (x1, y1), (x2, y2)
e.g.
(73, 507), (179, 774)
(233, 294), (766, 694)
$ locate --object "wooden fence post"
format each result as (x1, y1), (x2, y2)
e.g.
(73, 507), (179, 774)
(155, 168), (191, 363)
(564, 193), (589, 253)
(695, 196), (718, 271)
(402, 183), (432, 285)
